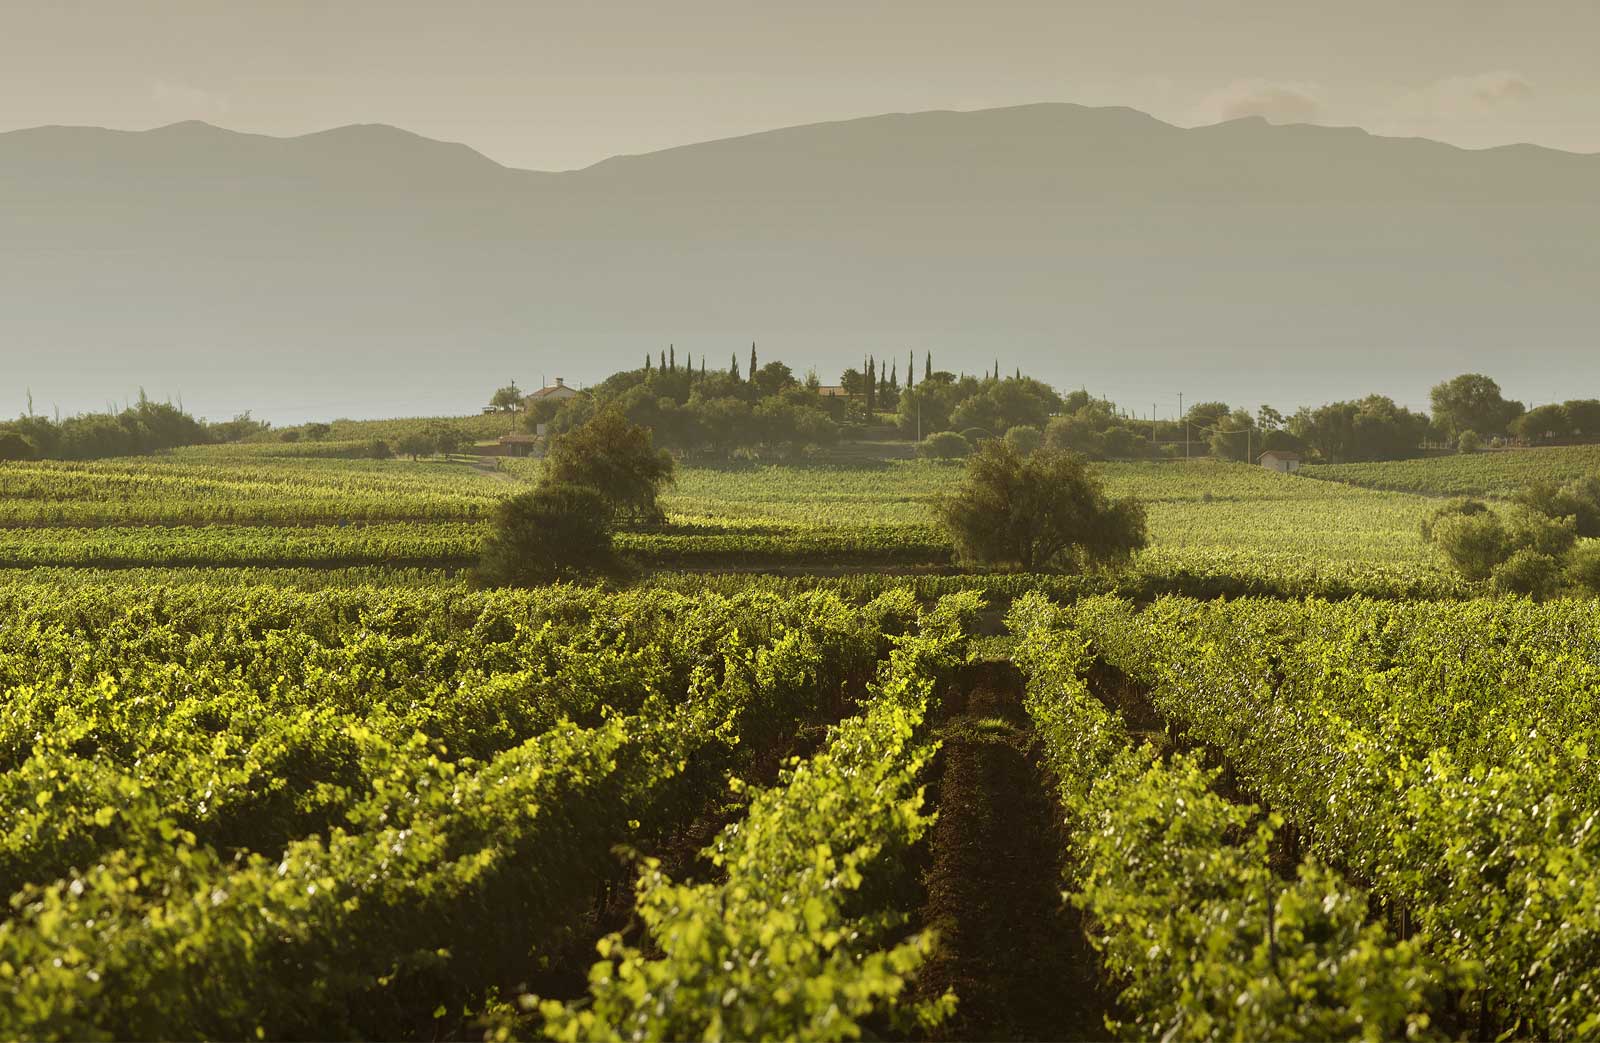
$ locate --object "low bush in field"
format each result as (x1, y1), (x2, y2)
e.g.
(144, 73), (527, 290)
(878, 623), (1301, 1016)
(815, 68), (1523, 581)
(919, 431), (970, 460)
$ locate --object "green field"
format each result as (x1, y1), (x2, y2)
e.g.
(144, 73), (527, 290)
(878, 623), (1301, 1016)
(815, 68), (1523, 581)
(0, 449), (1448, 586)
(6, 431), (1599, 1040)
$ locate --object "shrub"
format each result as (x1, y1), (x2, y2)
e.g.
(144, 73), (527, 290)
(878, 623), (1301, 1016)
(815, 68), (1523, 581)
(1420, 498), (1492, 543)
(1505, 507), (1577, 558)
(1491, 548), (1562, 598)
(364, 439), (393, 460)
(919, 431), (970, 460)
(1515, 475), (1600, 538)
(1003, 425), (1043, 455)
(0, 431), (36, 461)
(937, 440), (1148, 571)
(1456, 430), (1482, 454)
(471, 483), (621, 587)
(959, 427), (993, 446)
(1566, 542), (1600, 593)
(1429, 511), (1510, 581)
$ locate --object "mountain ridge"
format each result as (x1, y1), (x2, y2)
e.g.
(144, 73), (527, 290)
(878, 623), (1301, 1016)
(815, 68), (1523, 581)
(2, 102), (1597, 422)
(6, 101), (1597, 172)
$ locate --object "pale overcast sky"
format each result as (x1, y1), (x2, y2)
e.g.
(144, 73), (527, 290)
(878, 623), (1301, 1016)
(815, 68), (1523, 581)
(3, 1), (1595, 168)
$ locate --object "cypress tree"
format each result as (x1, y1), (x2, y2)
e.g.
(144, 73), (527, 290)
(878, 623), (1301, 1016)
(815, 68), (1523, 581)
(866, 356), (877, 414)
(700, 357), (706, 379)
(644, 353), (652, 373)
(924, 352), (932, 382)
(906, 350), (914, 390)
(660, 350), (667, 372)
(750, 342), (758, 380)
(669, 344), (676, 371)
(731, 354), (741, 381)
(890, 360), (898, 389)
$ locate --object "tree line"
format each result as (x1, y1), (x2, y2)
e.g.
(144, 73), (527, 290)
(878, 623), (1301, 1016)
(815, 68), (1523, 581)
(519, 353), (1581, 465)
(0, 396), (268, 462)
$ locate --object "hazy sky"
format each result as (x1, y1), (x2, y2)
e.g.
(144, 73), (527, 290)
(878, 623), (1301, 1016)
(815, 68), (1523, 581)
(4, 1), (1596, 168)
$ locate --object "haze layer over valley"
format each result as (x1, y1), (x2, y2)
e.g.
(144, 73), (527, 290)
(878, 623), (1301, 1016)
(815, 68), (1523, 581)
(4, 103), (1595, 421)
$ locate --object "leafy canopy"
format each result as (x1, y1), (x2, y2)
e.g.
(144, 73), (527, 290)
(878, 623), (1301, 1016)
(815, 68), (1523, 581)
(1430, 373), (1524, 439)
(542, 409), (676, 523)
(470, 482), (621, 588)
(937, 440), (1147, 571)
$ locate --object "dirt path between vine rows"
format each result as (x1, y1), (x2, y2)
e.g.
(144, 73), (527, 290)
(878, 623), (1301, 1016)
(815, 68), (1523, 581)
(911, 660), (1112, 1041)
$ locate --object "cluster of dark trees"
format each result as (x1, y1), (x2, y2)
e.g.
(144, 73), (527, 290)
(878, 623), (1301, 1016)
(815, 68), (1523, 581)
(529, 348), (1116, 461)
(1213, 374), (1600, 463)
(1134, 374), (1589, 465)
(0, 396), (268, 462)
(1191, 397), (1429, 465)
(527, 345), (846, 459)
(531, 351), (1589, 465)
(395, 425), (469, 460)
(917, 370), (1596, 465)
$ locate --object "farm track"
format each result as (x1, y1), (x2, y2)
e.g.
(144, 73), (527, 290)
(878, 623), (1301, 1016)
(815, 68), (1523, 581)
(912, 660), (1110, 1041)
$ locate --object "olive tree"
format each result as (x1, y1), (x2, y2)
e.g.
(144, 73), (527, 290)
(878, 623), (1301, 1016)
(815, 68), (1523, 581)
(542, 409), (675, 523)
(397, 431), (434, 460)
(937, 441), (1148, 571)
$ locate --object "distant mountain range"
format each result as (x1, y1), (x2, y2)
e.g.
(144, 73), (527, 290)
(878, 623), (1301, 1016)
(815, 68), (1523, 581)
(3, 104), (1596, 422)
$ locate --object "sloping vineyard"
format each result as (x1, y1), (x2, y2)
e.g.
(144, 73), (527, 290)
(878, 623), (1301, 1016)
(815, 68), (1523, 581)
(1304, 445), (1600, 498)
(6, 573), (1598, 1039)
(1009, 594), (1461, 1040)
(0, 585), (933, 1039)
(1069, 594), (1600, 1039)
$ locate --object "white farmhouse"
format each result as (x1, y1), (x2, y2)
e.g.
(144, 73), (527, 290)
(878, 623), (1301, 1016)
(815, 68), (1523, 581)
(1258, 450), (1302, 473)
(525, 377), (582, 405)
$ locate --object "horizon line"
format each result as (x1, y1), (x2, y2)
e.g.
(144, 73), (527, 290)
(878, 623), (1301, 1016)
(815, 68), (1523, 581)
(2, 99), (1595, 174)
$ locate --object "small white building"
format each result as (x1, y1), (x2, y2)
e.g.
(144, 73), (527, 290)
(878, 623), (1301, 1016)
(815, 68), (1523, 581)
(1258, 450), (1302, 473)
